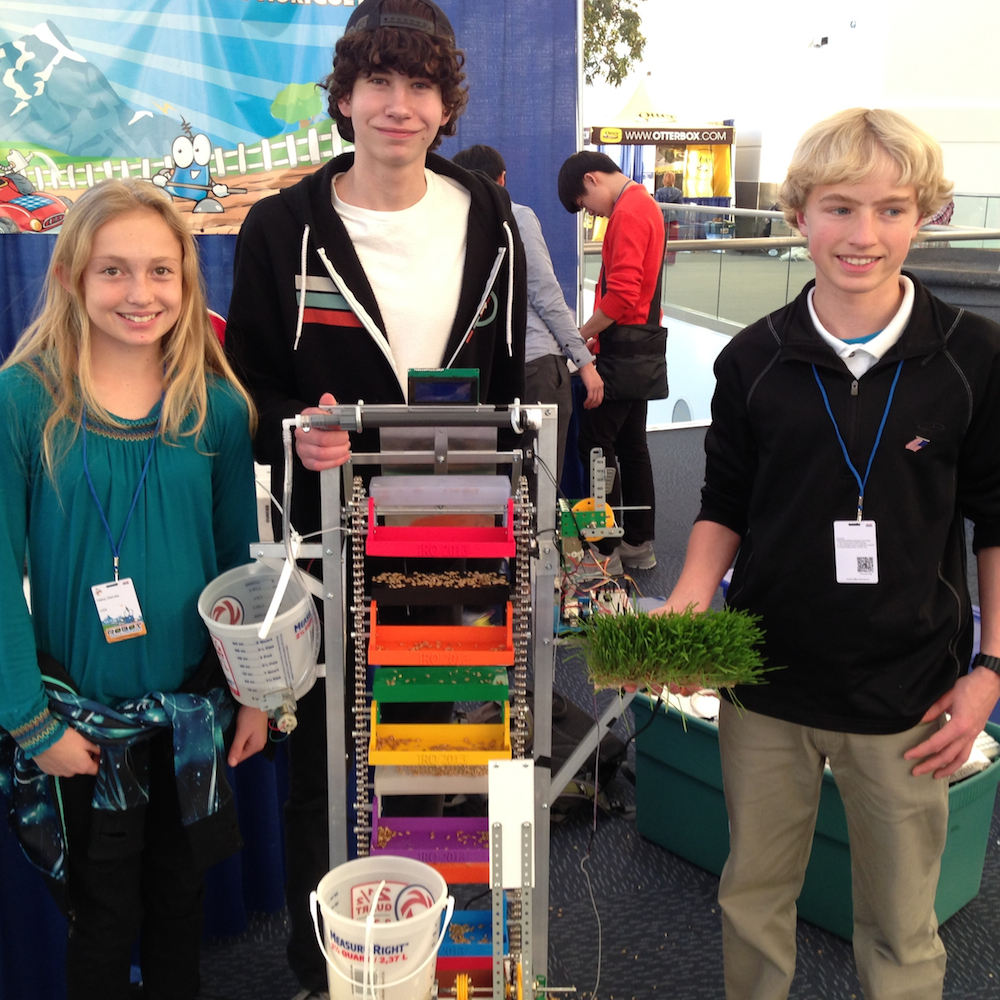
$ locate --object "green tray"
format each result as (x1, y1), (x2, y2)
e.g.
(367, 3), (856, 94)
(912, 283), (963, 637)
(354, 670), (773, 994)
(373, 665), (509, 704)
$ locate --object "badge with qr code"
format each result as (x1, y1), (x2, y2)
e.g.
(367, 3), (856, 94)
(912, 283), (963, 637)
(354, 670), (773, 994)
(833, 520), (878, 584)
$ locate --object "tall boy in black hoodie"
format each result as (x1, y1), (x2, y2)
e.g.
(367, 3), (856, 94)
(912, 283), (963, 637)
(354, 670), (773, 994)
(225, 2), (526, 994)
(659, 109), (1000, 999)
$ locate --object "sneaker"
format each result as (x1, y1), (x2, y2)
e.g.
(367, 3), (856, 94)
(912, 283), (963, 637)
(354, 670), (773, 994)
(618, 539), (656, 570)
(585, 543), (623, 577)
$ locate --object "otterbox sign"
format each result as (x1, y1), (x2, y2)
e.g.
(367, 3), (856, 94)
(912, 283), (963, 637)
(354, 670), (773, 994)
(589, 126), (735, 145)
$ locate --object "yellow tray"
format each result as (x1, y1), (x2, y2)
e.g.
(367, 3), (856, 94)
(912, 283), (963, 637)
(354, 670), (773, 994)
(368, 702), (511, 766)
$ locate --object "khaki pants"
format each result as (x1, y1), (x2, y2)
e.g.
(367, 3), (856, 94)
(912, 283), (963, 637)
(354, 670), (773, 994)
(717, 700), (949, 1000)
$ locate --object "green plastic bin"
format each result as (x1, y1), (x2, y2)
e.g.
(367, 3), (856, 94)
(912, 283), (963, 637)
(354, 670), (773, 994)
(633, 695), (1000, 940)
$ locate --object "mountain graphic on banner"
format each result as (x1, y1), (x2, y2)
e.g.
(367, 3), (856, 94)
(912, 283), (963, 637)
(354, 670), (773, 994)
(0, 20), (179, 159)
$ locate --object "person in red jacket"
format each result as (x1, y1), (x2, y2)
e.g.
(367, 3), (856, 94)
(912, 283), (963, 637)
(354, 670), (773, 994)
(559, 151), (666, 573)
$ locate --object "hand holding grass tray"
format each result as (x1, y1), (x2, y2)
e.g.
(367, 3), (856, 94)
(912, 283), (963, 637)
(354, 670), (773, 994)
(572, 606), (771, 693)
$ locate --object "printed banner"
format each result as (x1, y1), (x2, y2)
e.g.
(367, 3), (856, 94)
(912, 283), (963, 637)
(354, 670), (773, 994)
(590, 126), (735, 146)
(1, 0), (355, 234)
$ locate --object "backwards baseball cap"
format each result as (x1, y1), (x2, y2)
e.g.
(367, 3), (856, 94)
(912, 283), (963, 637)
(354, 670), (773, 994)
(345, 0), (455, 42)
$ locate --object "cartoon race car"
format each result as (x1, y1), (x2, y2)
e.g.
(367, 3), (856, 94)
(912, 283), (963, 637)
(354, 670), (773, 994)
(0, 172), (69, 233)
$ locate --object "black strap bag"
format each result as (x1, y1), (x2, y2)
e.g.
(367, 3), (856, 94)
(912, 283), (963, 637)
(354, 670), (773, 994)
(595, 240), (668, 402)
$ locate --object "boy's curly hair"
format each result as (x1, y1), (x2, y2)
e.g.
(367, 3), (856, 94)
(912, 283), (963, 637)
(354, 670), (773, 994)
(320, 0), (467, 152)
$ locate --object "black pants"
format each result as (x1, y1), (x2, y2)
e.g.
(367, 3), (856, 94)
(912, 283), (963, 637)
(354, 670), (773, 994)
(578, 398), (655, 551)
(285, 599), (456, 991)
(524, 353), (573, 484)
(284, 676), (334, 992)
(58, 732), (204, 1000)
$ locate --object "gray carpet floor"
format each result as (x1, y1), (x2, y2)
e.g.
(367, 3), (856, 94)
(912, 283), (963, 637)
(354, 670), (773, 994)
(199, 426), (1000, 1000)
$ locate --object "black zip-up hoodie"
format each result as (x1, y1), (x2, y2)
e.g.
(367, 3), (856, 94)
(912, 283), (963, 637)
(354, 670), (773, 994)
(703, 275), (1000, 733)
(225, 152), (527, 534)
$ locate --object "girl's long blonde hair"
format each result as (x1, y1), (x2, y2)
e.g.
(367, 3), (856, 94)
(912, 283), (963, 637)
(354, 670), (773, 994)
(3, 178), (256, 472)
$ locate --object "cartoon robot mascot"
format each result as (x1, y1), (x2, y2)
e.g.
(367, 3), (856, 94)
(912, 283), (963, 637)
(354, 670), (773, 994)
(154, 121), (237, 213)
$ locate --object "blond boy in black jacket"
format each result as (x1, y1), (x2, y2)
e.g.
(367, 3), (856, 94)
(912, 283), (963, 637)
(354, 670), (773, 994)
(659, 108), (1000, 1000)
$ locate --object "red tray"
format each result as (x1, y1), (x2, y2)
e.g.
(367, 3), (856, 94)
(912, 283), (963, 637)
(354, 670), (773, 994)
(366, 497), (515, 558)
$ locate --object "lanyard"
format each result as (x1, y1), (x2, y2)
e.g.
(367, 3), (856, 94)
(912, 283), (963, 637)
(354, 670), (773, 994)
(81, 400), (163, 581)
(811, 361), (903, 522)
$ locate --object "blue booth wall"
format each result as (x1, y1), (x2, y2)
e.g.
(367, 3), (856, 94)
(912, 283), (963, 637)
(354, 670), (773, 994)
(0, 234), (237, 362)
(0, 0), (580, 994)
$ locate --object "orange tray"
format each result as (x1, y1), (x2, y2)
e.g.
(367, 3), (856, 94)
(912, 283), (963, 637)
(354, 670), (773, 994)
(368, 702), (511, 766)
(426, 861), (490, 884)
(368, 601), (514, 666)
(366, 497), (516, 558)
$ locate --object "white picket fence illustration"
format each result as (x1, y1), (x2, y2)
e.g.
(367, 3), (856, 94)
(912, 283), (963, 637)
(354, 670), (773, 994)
(23, 123), (346, 193)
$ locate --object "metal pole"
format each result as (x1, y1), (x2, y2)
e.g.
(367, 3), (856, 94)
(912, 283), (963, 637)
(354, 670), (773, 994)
(321, 466), (349, 867)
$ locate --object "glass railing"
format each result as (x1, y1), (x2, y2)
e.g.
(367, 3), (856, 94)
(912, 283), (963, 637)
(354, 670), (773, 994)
(581, 202), (1000, 427)
(583, 203), (1000, 332)
(952, 193), (1000, 233)
(583, 206), (809, 332)
(660, 243), (816, 329)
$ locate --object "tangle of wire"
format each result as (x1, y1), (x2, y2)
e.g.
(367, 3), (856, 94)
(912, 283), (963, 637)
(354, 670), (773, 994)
(576, 685), (667, 999)
(534, 443), (658, 995)
(531, 451), (652, 633)
(579, 688), (606, 1000)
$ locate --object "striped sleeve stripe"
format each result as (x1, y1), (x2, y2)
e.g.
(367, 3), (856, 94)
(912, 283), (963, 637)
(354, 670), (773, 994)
(302, 308), (363, 328)
(295, 274), (338, 292)
(298, 290), (351, 311)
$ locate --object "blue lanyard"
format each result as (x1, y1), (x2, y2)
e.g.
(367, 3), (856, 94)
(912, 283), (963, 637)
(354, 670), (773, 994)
(81, 400), (163, 581)
(811, 361), (903, 522)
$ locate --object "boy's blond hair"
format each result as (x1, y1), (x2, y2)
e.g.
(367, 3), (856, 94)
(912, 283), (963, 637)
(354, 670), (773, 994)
(779, 108), (953, 228)
(3, 178), (255, 474)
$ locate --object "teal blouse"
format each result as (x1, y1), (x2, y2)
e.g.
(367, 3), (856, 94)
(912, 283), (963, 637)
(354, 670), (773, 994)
(0, 363), (258, 757)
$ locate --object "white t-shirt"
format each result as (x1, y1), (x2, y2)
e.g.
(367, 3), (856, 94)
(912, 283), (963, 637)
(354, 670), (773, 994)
(333, 169), (471, 398)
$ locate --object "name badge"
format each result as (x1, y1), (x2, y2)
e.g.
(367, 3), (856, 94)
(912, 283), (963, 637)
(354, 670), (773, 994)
(92, 578), (147, 643)
(833, 520), (878, 584)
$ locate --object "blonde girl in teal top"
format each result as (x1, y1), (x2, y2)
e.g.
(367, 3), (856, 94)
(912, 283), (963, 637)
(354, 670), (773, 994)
(0, 179), (267, 999)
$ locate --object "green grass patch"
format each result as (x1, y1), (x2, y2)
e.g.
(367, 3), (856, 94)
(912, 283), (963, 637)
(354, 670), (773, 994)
(572, 606), (771, 691)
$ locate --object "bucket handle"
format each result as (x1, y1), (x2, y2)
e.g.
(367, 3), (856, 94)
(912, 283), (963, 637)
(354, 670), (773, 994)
(309, 889), (456, 996)
(258, 534), (300, 640)
(363, 880), (386, 998)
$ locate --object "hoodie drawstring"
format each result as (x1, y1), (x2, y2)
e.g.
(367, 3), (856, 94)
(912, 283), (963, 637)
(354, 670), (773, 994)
(443, 242), (510, 371)
(503, 220), (514, 358)
(315, 247), (400, 385)
(293, 224), (310, 351)
(296, 213), (515, 369)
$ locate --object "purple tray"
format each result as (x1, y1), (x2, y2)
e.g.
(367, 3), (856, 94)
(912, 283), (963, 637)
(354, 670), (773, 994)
(371, 813), (489, 863)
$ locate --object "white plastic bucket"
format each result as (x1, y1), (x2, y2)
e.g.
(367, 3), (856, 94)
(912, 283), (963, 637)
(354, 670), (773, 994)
(310, 855), (455, 1000)
(198, 561), (319, 712)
